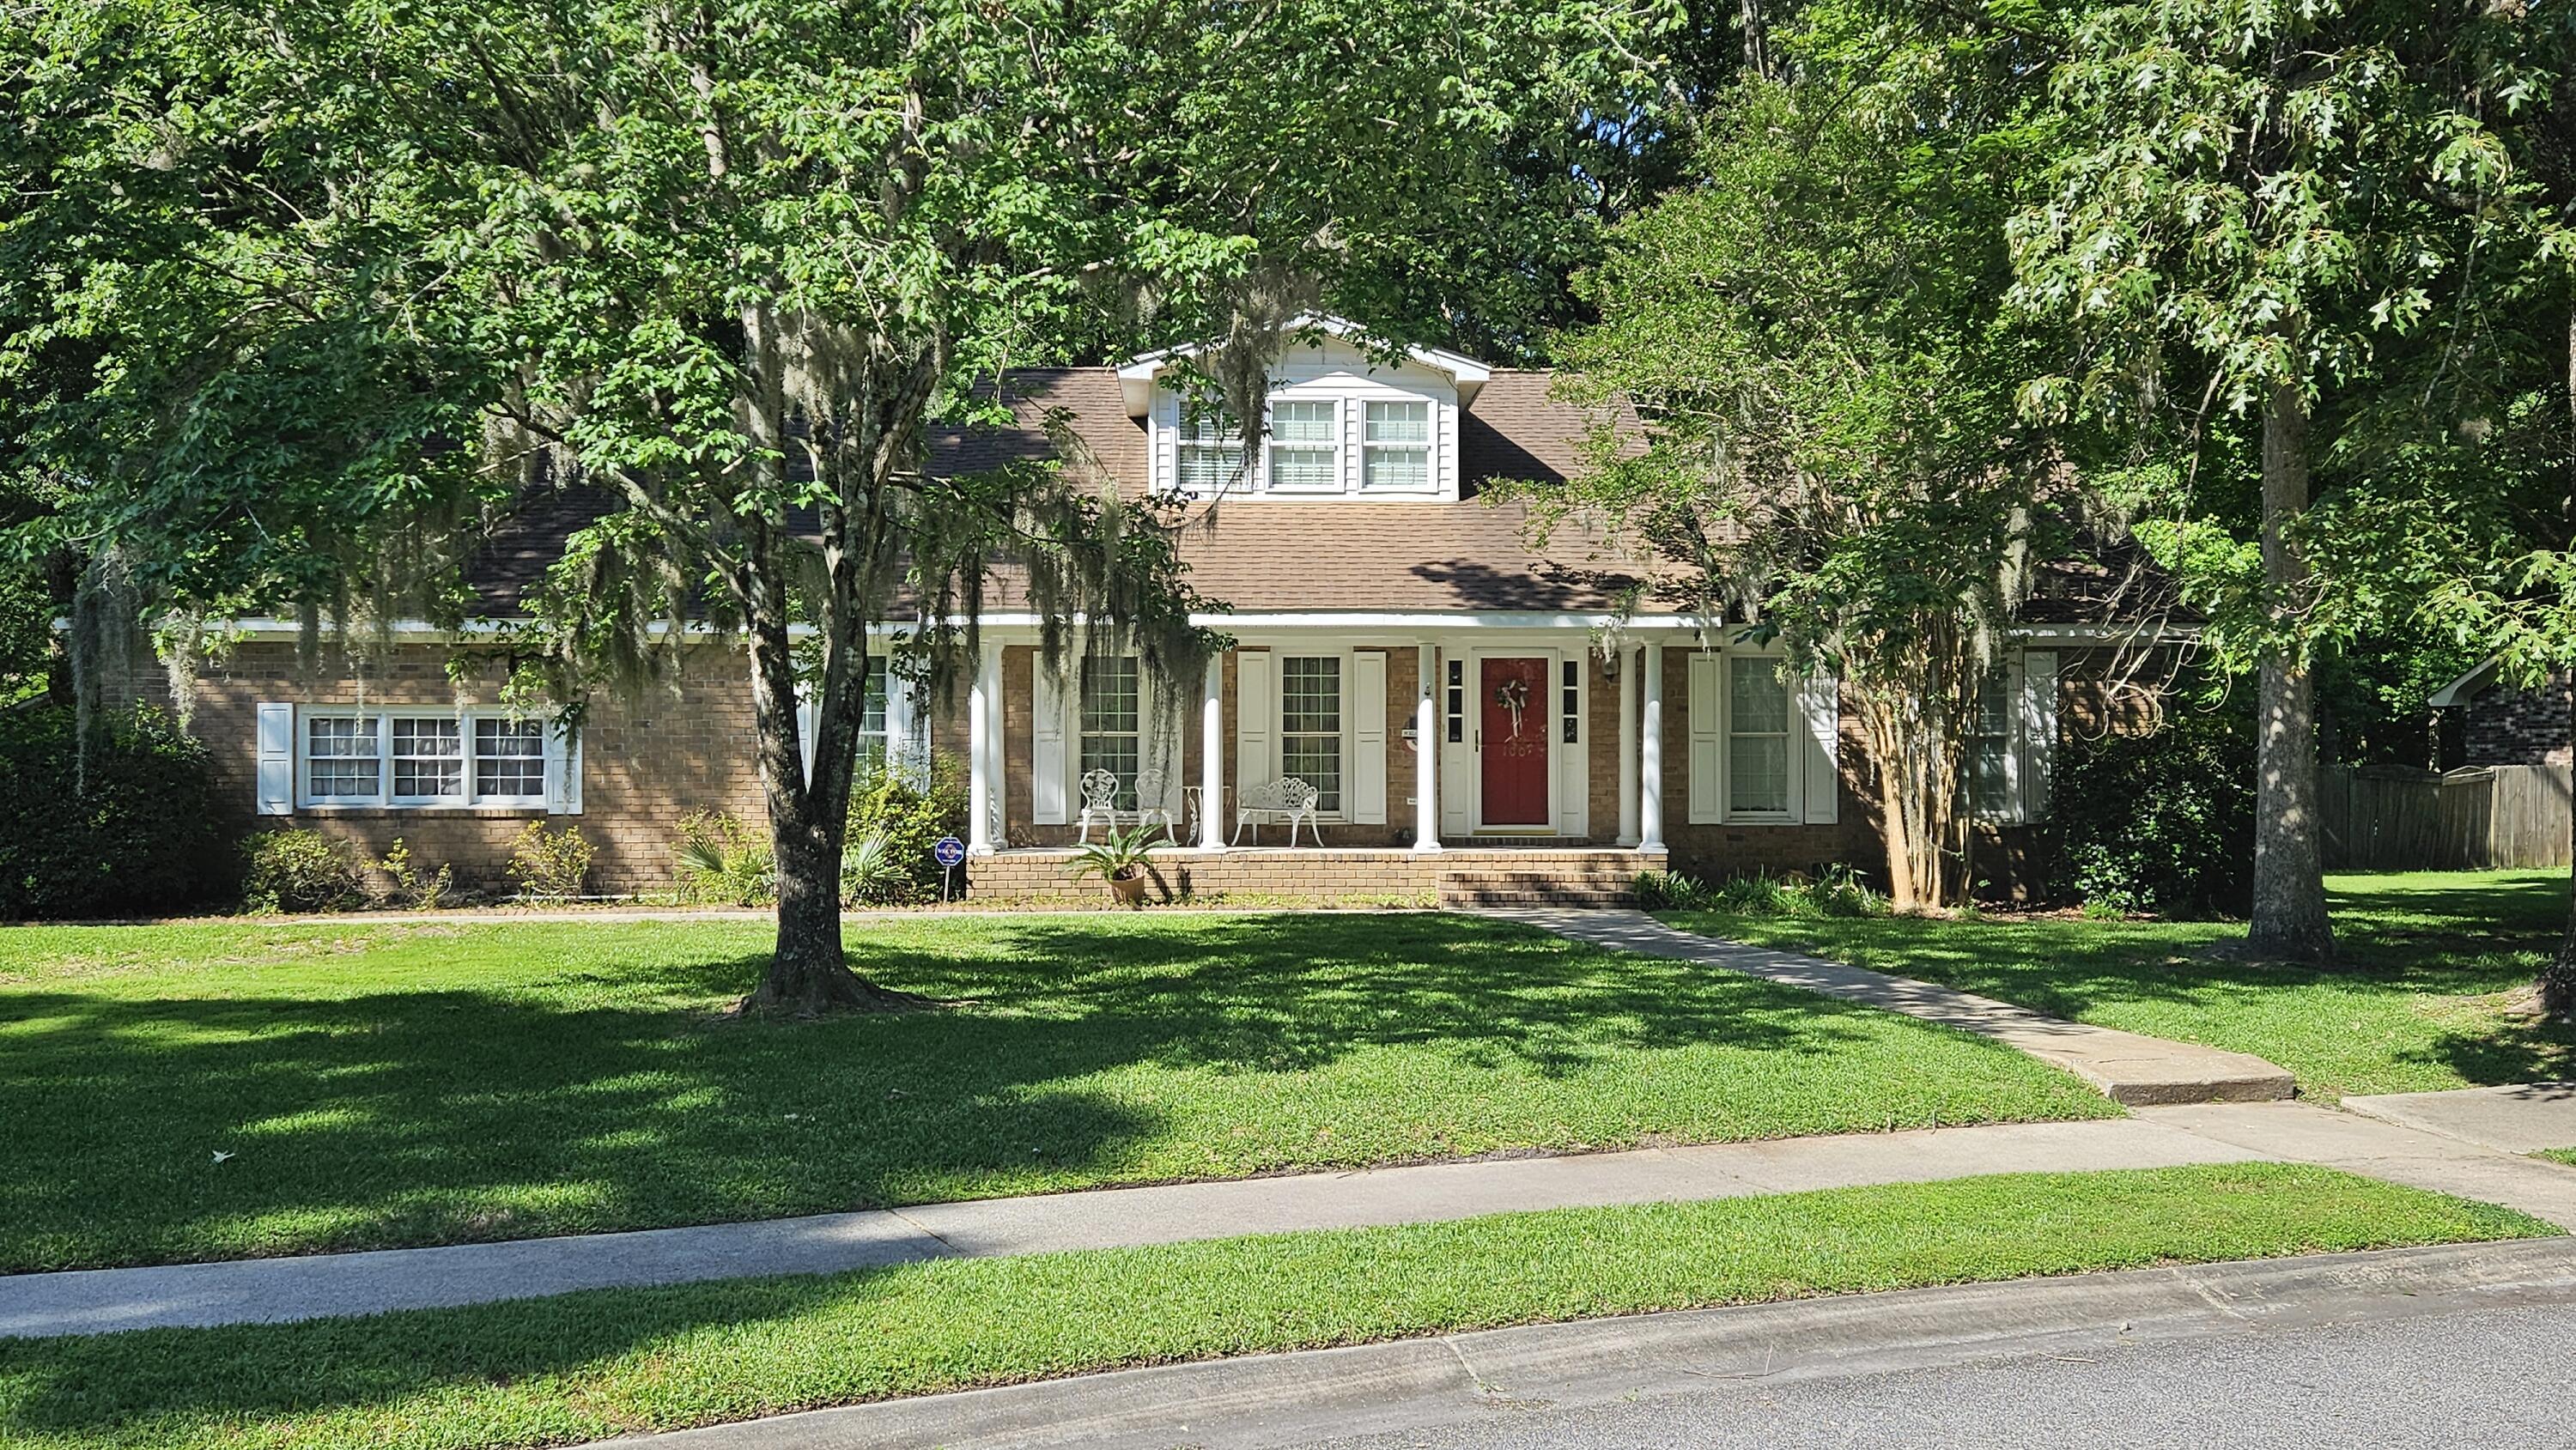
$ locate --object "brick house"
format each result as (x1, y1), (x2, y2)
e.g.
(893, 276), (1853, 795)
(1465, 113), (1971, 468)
(187, 319), (2097, 903)
(2432, 658), (2571, 767)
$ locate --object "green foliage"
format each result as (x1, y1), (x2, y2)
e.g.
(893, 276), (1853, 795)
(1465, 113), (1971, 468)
(507, 822), (593, 902)
(0, 706), (228, 919)
(2053, 710), (2257, 919)
(240, 829), (365, 914)
(1062, 823), (1163, 888)
(845, 757), (969, 904)
(372, 840), (453, 911)
(839, 831), (911, 908)
(1634, 865), (1885, 919)
(672, 812), (776, 907)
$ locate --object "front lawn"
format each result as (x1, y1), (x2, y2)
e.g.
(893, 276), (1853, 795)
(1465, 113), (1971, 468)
(0, 1163), (2546, 1450)
(1662, 871), (2576, 1100)
(0, 913), (2114, 1272)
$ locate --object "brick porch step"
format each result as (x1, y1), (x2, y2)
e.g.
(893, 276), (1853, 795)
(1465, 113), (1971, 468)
(1437, 871), (1637, 908)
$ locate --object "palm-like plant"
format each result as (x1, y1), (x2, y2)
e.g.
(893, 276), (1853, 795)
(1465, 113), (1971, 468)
(1063, 822), (1161, 904)
(840, 829), (912, 906)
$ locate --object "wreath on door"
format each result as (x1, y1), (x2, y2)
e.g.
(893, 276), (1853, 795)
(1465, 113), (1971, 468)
(1492, 676), (1530, 740)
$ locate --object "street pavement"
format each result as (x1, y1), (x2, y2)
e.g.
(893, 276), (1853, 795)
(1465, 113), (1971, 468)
(1313, 1297), (2576, 1449)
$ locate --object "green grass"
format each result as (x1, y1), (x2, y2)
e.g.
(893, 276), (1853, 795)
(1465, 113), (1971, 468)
(1662, 871), (2576, 1101)
(0, 1163), (2547, 1450)
(2538, 1149), (2576, 1168)
(0, 913), (2117, 1272)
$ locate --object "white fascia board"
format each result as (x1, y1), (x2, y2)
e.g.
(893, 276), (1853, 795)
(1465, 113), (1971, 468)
(2427, 656), (2500, 709)
(1116, 312), (1494, 417)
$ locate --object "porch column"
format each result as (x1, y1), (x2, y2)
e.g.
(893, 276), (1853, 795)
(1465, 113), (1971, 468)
(1616, 645), (1640, 846)
(1198, 652), (1225, 851)
(1413, 642), (1442, 852)
(967, 647), (998, 856)
(1639, 640), (1666, 853)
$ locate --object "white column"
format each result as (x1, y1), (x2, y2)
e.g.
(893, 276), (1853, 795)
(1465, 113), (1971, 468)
(967, 648), (998, 855)
(1616, 646), (1640, 846)
(1199, 652), (1226, 851)
(1413, 642), (1442, 852)
(1638, 641), (1666, 853)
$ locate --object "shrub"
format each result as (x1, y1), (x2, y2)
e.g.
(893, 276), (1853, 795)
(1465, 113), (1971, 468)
(847, 755), (969, 903)
(1631, 865), (1882, 919)
(242, 828), (366, 913)
(0, 705), (230, 919)
(2052, 707), (2256, 919)
(374, 839), (454, 910)
(508, 822), (594, 901)
(840, 829), (911, 906)
(673, 811), (776, 906)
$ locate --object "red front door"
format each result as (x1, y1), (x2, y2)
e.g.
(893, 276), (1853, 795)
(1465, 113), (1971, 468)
(1479, 657), (1552, 828)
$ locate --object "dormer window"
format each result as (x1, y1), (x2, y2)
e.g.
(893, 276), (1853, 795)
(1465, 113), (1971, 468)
(1267, 400), (1340, 490)
(1363, 401), (1431, 490)
(1176, 404), (1244, 493)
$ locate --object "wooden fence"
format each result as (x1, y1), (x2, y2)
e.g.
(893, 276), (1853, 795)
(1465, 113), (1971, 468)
(2322, 764), (2571, 871)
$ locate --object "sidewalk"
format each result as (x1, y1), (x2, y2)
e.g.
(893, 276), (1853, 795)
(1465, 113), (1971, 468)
(0, 1116), (2257, 1339)
(2342, 1082), (2576, 1155)
(1488, 908), (2297, 1106)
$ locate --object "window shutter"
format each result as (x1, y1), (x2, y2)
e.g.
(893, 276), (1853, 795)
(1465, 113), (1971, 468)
(1236, 651), (1276, 793)
(2015, 651), (2058, 823)
(1686, 654), (1721, 824)
(884, 671), (929, 786)
(255, 703), (295, 816)
(1144, 664), (1188, 821)
(1799, 670), (1840, 824)
(1031, 661), (1068, 825)
(795, 694), (819, 786)
(1351, 652), (1388, 825)
(544, 719), (583, 816)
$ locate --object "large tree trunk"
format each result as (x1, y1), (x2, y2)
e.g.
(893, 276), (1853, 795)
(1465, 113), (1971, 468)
(2247, 363), (2335, 962)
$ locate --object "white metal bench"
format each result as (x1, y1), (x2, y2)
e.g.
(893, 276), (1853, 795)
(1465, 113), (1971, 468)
(1232, 777), (1323, 847)
(1076, 767), (1180, 845)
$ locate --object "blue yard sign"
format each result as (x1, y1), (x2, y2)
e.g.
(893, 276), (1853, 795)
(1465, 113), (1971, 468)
(933, 835), (966, 868)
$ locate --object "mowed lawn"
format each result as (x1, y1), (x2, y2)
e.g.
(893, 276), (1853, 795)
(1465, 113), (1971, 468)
(0, 912), (2114, 1272)
(0, 1164), (2549, 1450)
(1664, 871), (2576, 1101)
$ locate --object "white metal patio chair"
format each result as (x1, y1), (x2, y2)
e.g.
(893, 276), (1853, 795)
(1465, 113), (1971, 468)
(1232, 776), (1323, 847)
(1076, 767), (1181, 845)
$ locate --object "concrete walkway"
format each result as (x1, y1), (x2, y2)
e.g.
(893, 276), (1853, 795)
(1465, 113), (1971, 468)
(2143, 1101), (2576, 1230)
(0, 1116), (2263, 1339)
(1490, 908), (2295, 1107)
(2342, 1082), (2576, 1156)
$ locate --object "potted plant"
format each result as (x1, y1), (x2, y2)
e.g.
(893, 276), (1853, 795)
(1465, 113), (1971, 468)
(1064, 822), (1160, 907)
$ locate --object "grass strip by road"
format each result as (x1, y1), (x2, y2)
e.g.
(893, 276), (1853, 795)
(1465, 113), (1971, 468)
(0, 912), (2115, 1272)
(1661, 871), (2576, 1101)
(0, 1163), (2552, 1450)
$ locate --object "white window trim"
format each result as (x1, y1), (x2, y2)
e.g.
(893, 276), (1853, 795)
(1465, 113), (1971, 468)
(295, 706), (556, 810)
(1722, 653), (1800, 823)
(1077, 653), (1147, 807)
(1274, 649), (1357, 820)
(1359, 399), (1436, 494)
(1262, 397), (1344, 494)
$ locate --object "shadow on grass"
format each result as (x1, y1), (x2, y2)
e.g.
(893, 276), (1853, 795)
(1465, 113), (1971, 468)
(0, 913), (1948, 1272)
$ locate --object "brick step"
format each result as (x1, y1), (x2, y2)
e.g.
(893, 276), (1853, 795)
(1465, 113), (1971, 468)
(1437, 871), (1636, 908)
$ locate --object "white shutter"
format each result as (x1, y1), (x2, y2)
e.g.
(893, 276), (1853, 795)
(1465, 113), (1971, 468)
(2016, 651), (2059, 823)
(1686, 654), (1721, 824)
(255, 703), (295, 815)
(1032, 660), (1068, 825)
(884, 671), (929, 786)
(1799, 670), (1840, 824)
(544, 719), (583, 815)
(1236, 651), (1276, 793)
(1351, 652), (1388, 825)
(795, 694), (820, 786)
(1144, 664), (1187, 820)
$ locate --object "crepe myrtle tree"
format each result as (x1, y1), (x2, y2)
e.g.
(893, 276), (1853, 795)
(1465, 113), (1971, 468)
(1541, 4), (2093, 911)
(3, 0), (1672, 1011)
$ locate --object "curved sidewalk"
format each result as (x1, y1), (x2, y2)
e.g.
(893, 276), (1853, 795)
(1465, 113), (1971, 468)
(1488, 908), (2296, 1107)
(0, 1116), (2257, 1340)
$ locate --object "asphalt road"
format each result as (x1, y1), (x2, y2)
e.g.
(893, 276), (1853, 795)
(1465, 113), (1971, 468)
(1312, 1301), (2576, 1450)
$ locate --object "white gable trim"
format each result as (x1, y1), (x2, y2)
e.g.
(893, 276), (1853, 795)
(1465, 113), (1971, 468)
(1117, 312), (1492, 417)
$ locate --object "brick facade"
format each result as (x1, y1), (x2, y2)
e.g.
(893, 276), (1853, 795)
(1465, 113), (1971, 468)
(2458, 673), (2572, 767)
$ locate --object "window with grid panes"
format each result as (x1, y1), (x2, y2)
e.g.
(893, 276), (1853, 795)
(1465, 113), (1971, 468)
(1970, 675), (2012, 817)
(474, 718), (545, 800)
(1361, 400), (1429, 489)
(1267, 400), (1338, 489)
(1728, 658), (1792, 816)
(389, 718), (465, 801)
(1175, 403), (1244, 493)
(1079, 656), (1142, 810)
(1279, 656), (1342, 812)
(306, 715), (381, 799)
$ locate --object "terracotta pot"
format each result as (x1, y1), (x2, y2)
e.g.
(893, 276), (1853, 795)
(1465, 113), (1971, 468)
(1108, 870), (1150, 907)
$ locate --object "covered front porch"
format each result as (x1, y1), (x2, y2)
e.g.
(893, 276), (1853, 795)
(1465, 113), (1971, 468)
(963, 844), (1658, 907)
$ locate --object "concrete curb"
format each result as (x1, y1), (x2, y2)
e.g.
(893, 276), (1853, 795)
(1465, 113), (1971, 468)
(585, 1237), (2576, 1449)
(1492, 908), (2297, 1107)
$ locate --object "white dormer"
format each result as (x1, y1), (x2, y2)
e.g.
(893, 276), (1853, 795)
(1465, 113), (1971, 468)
(1118, 315), (1492, 502)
